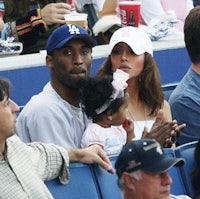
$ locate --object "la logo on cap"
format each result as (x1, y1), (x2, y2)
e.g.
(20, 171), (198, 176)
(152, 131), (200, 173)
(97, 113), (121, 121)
(68, 24), (81, 35)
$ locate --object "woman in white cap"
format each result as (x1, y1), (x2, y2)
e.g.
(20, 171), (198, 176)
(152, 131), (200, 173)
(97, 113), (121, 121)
(97, 26), (172, 141)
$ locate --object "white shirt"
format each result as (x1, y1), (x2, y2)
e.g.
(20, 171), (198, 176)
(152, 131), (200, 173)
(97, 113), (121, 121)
(134, 120), (154, 139)
(81, 123), (127, 156)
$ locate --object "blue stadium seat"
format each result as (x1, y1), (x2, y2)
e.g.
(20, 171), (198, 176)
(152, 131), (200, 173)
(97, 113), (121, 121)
(45, 162), (101, 199)
(162, 82), (178, 101)
(163, 148), (187, 195)
(174, 141), (198, 197)
(92, 156), (122, 199)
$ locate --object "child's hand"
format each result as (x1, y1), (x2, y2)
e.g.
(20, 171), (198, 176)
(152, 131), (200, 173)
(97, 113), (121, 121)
(123, 119), (135, 142)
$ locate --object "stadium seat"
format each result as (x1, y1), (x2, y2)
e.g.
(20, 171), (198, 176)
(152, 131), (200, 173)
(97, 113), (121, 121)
(163, 148), (187, 195)
(174, 141), (198, 197)
(92, 156), (122, 199)
(45, 162), (101, 199)
(162, 82), (178, 101)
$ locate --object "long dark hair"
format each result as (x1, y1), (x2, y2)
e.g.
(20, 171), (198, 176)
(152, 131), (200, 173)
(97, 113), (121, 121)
(97, 53), (164, 116)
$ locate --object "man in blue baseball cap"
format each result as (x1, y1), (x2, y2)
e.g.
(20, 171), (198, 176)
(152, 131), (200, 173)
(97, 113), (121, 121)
(115, 138), (191, 199)
(16, 24), (96, 148)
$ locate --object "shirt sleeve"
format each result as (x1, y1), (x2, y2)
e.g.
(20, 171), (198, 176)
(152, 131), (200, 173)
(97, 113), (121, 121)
(81, 124), (105, 148)
(26, 142), (70, 184)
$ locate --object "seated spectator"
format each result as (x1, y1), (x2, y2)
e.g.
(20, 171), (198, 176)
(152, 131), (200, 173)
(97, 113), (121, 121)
(97, 26), (179, 143)
(16, 24), (96, 148)
(115, 138), (191, 199)
(169, 6), (200, 145)
(0, 77), (114, 198)
(80, 69), (134, 156)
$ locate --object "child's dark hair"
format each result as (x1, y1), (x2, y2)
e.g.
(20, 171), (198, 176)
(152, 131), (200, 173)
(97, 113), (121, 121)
(81, 75), (125, 119)
(191, 140), (200, 199)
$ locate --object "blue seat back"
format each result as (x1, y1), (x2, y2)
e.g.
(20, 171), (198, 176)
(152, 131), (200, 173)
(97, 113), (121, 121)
(92, 156), (122, 199)
(45, 162), (101, 199)
(175, 141), (197, 197)
(44, 143), (197, 199)
(162, 83), (178, 101)
(163, 148), (187, 195)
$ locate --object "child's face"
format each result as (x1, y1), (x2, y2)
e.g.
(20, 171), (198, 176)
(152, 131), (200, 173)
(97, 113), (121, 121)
(110, 95), (128, 126)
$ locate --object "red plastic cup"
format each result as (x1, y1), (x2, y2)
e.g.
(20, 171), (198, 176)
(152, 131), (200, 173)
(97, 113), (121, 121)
(119, 1), (141, 27)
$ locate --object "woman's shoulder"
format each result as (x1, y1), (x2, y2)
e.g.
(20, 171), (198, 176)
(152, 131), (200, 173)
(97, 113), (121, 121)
(162, 99), (172, 121)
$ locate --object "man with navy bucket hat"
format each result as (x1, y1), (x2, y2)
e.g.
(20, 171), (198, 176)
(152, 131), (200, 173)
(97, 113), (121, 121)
(115, 138), (191, 199)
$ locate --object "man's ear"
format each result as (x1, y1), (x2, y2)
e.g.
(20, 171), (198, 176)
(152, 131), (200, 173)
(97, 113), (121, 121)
(122, 172), (136, 191)
(46, 55), (54, 69)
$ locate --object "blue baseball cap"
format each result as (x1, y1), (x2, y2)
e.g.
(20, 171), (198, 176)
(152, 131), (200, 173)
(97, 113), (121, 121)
(46, 24), (96, 55)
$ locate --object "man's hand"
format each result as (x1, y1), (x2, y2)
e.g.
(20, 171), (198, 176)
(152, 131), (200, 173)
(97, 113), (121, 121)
(41, 3), (71, 25)
(67, 145), (115, 173)
(141, 109), (186, 148)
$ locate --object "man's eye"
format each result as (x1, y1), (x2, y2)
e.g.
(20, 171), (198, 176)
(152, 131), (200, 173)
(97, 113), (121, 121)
(81, 49), (91, 55)
(64, 50), (72, 55)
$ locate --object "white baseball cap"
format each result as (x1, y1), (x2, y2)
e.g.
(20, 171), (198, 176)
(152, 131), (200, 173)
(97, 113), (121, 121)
(108, 26), (153, 56)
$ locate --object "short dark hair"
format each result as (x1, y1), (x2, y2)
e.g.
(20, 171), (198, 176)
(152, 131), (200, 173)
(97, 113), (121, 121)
(0, 78), (10, 101)
(97, 53), (164, 116)
(184, 6), (200, 63)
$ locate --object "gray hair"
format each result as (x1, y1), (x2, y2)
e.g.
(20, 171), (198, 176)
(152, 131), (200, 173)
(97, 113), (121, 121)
(117, 170), (142, 189)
